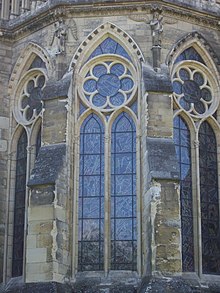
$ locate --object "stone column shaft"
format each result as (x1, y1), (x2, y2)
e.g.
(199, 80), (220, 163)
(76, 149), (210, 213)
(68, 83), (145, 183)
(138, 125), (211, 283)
(10, 0), (20, 19)
(1, 0), (10, 20)
(22, 0), (30, 12)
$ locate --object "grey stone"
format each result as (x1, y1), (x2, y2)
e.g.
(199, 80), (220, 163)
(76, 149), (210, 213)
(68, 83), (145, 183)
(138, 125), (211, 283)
(28, 143), (66, 186)
(43, 73), (71, 100)
(143, 64), (173, 93)
(147, 137), (180, 180)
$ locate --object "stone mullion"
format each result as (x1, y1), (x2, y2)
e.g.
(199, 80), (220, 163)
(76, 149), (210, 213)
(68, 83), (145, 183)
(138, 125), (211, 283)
(194, 135), (203, 277)
(104, 130), (110, 275)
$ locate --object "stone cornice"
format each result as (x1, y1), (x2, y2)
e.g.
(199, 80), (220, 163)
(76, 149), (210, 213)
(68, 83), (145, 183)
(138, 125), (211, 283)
(0, 0), (219, 41)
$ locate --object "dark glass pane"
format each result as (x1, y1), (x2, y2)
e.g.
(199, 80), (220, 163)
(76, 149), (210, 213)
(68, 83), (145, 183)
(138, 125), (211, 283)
(175, 47), (205, 64)
(12, 129), (27, 277)
(78, 114), (104, 271)
(199, 122), (220, 274)
(36, 127), (41, 158)
(173, 116), (194, 272)
(111, 112), (137, 270)
(29, 56), (46, 69)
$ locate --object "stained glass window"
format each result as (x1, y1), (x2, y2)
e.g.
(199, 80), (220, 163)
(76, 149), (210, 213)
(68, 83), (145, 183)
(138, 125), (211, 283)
(82, 61), (134, 111)
(12, 129), (27, 277)
(111, 112), (137, 270)
(172, 65), (213, 117)
(175, 47), (205, 64)
(173, 116), (194, 272)
(36, 127), (41, 158)
(199, 122), (220, 274)
(78, 114), (105, 271)
(87, 37), (131, 61)
(29, 56), (46, 70)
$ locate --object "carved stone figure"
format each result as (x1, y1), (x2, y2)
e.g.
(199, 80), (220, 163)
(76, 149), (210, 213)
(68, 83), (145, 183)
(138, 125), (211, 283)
(150, 11), (163, 47)
(50, 18), (78, 55)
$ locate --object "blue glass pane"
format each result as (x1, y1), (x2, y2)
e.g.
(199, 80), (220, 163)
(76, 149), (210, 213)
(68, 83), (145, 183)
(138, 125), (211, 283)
(179, 69), (189, 81)
(193, 72), (204, 86)
(87, 37), (131, 61)
(111, 112), (136, 270)
(199, 122), (220, 274)
(173, 116), (194, 272)
(97, 74), (120, 96)
(173, 81), (182, 95)
(116, 43), (131, 61)
(83, 79), (97, 93)
(78, 114), (104, 271)
(93, 64), (107, 78)
(110, 93), (125, 107)
(88, 46), (103, 60)
(100, 37), (118, 54)
(12, 129), (27, 277)
(92, 94), (106, 107)
(121, 78), (134, 91)
(175, 47), (205, 64)
(110, 63), (125, 76)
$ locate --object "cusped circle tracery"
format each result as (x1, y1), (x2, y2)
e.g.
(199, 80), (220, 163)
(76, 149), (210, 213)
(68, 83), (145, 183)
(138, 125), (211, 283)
(172, 63), (215, 118)
(80, 58), (136, 112)
(17, 72), (45, 124)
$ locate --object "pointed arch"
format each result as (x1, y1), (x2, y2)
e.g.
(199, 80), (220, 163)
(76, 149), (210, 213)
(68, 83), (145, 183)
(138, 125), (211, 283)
(69, 22), (145, 72)
(8, 42), (53, 96)
(167, 31), (220, 79)
(198, 120), (220, 274)
(173, 115), (194, 272)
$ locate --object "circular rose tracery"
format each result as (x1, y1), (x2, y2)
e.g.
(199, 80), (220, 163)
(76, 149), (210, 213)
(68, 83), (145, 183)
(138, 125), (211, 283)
(81, 59), (136, 112)
(19, 73), (45, 124)
(172, 65), (214, 117)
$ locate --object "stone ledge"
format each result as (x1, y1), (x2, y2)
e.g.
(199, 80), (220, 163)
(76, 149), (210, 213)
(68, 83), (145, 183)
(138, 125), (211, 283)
(147, 137), (180, 181)
(28, 143), (66, 187)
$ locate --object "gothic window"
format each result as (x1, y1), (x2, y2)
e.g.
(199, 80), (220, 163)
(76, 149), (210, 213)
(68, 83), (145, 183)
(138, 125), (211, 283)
(8, 52), (46, 278)
(76, 37), (138, 272)
(12, 129), (27, 277)
(78, 114), (105, 271)
(111, 113), (137, 270)
(36, 127), (41, 158)
(199, 122), (220, 274)
(172, 46), (220, 275)
(174, 116), (194, 272)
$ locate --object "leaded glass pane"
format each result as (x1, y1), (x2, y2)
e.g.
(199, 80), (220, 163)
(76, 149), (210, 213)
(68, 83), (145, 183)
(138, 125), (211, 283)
(175, 47), (205, 64)
(199, 122), (220, 274)
(12, 129), (27, 277)
(111, 112), (137, 270)
(173, 116), (194, 272)
(78, 114), (104, 271)
(36, 127), (41, 158)
(87, 37), (131, 61)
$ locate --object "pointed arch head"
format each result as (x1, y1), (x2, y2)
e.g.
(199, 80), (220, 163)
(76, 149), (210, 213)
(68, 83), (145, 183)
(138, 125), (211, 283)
(8, 42), (53, 96)
(166, 31), (220, 76)
(69, 22), (145, 72)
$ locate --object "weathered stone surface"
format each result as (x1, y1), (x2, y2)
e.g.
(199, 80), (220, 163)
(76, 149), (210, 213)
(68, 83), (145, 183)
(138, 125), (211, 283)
(1, 281), (72, 293)
(43, 73), (71, 101)
(143, 64), (172, 93)
(28, 144), (66, 186)
(147, 138), (179, 180)
(30, 185), (55, 205)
